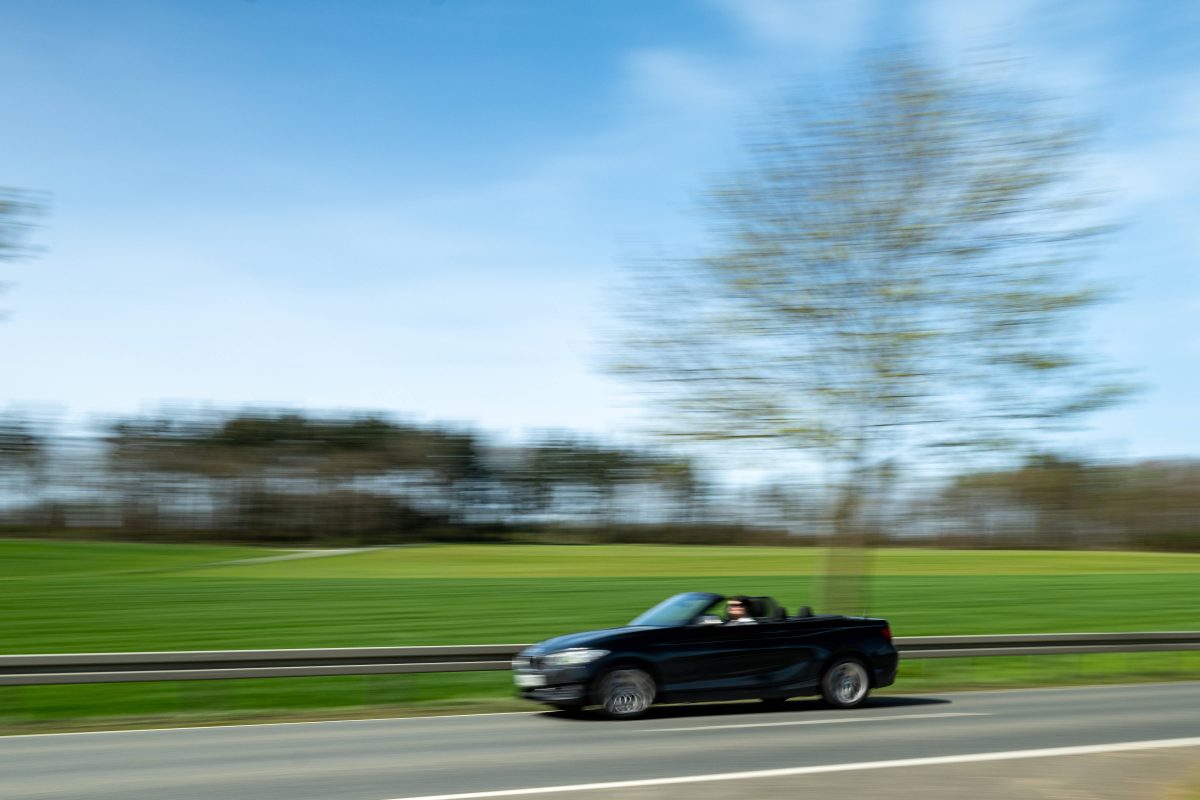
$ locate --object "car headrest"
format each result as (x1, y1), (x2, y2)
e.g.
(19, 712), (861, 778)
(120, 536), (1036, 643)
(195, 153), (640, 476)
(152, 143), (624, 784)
(772, 606), (787, 621)
(796, 605), (814, 618)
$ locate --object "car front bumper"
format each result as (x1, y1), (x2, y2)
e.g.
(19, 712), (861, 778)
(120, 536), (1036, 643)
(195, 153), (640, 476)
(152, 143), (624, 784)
(512, 658), (595, 706)
(518, 681), (587, 704)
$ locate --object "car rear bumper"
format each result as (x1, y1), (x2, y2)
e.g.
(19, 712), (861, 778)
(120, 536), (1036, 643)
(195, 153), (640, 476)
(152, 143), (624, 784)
(873, 652), (899, 688)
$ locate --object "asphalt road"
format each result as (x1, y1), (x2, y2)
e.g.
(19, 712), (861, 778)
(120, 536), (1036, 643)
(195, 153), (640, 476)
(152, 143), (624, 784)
(2, 683), (1198, 800)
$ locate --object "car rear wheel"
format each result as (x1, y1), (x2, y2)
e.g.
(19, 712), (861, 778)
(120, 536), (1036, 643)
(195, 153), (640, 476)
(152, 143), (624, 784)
(596, 668), (656, 719)
(820, 657), (870, 709)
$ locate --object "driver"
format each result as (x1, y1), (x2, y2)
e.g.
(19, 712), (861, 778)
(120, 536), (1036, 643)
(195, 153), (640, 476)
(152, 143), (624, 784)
(724, 596), (757, 625)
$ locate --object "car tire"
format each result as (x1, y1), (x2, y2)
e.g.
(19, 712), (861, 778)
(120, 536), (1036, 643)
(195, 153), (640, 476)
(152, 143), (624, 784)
(820, 656), (871, 709)
(595, 667), (656, 719)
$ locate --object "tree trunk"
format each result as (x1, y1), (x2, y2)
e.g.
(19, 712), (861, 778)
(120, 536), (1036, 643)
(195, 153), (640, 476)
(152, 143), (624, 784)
(820, 483), (874, 616)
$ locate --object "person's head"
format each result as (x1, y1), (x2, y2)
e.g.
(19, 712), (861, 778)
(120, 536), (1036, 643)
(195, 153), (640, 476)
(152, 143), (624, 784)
(726, 596), (750, 619)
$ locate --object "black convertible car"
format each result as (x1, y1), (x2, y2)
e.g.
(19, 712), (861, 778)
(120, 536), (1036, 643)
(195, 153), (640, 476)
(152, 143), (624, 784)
(512, 592), (897, 718)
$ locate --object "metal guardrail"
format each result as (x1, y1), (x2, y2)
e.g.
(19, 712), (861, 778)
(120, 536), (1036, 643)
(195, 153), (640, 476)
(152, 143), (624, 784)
(1, 633), (1197, 686)
(896, 632), (1200, 659)
(0, 645), (522, 686)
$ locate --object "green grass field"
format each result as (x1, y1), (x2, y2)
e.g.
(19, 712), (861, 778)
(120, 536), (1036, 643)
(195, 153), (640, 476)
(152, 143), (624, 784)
(2, 539), (1198, 731)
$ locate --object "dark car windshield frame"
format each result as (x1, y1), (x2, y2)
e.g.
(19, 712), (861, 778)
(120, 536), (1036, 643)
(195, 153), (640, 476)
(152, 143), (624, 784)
(629, 592), (722, 627)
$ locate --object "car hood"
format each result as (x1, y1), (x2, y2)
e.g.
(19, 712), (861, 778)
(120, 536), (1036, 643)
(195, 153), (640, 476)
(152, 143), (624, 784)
(524, 626), (653, 654)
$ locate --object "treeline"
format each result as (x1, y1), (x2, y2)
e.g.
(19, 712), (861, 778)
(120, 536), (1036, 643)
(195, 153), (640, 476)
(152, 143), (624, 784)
(0, 409), (802, 546)
(0, 411), (1196, 550)
(922, 455), (1200, 552)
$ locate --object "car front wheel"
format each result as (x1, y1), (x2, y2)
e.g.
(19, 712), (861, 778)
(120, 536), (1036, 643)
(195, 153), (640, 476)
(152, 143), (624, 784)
(820, 657), (870, 709)
(595, 667), (656, 719)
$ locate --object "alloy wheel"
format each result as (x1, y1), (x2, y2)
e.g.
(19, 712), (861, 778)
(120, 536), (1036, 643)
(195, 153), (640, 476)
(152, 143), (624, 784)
(826, 659), (869, 707)
(599, 668), (655, 718)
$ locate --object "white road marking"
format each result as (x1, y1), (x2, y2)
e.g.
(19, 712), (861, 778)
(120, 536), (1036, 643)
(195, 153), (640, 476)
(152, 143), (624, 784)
(0, 710), (538, 740)
(924, 679), (1200, 698)
(386, 737), (1200, 800)
(0, 708), (975, 741)
(644, 711), (988, 732)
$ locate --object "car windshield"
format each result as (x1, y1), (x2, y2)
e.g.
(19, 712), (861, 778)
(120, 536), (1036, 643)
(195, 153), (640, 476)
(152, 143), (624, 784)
(629, 592), (719, 627)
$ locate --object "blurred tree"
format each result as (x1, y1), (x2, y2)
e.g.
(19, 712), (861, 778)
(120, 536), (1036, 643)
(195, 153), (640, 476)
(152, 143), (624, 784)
(612, 52), (1132, 612)
(0, 416), (45, 517)
(935, 456), (1200, 552)
(104, 411), (579, 538)
(0, 188), (44, 318)
(477, 434), (707, 529)
(105, 412), (476, 534)
(522, 436), (644, 527)
(942, 454), (1096, 548)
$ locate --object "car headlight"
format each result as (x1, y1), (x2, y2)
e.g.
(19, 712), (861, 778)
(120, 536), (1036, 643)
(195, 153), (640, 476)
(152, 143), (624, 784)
(543, 648), (609, 667)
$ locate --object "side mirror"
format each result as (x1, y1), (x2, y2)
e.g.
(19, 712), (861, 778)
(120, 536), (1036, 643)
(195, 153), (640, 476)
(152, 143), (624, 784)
(694, 614), (723, 626)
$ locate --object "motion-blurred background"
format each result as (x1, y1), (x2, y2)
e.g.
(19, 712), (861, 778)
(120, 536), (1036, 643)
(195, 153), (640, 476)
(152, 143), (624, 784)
(2, 1), (1197, 556)
(0, 7), (1198, 794)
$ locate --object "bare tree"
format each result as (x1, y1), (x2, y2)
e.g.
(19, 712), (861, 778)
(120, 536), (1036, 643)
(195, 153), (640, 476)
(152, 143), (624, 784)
(612, 53), (1132, 612)
(0, 188), (44, 319)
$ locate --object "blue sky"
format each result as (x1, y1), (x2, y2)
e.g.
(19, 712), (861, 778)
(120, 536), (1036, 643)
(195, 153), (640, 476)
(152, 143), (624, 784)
(1, 0), (1198, 461)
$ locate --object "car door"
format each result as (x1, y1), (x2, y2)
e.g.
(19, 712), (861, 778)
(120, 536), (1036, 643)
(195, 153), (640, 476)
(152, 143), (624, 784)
(651, 622), (793, 696)
(757, 619), (826, 691)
